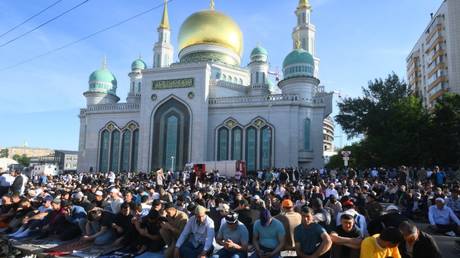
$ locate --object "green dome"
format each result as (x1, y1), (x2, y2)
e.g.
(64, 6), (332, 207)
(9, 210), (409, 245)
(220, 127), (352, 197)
(88, 68), (117, 95)
(250, 46), (268, 63)
(283, 49), (314, 67)
(131, 58), (147, 70)
(251, 46), (268, 57)
(282, 49), (315, 79)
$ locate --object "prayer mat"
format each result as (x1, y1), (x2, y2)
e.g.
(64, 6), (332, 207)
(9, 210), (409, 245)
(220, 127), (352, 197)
(46, 239), (92, 253)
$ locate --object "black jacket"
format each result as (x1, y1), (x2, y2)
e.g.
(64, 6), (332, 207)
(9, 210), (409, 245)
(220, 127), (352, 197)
(399, 231), (442, 258)
(10, 175), (23, 194)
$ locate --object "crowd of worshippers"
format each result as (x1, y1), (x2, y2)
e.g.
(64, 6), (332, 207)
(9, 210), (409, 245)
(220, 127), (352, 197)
(0, 165), (459, 258)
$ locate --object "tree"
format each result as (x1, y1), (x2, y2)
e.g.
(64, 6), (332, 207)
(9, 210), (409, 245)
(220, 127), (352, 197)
(336, 73), (412, 138)
(13, 154), (30, 167)
(335, 74), (431, 167)
(430, 93), (460, 167)
(0, 148), (8, 158)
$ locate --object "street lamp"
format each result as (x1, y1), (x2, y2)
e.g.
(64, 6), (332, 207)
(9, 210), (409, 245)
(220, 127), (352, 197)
(171, 156), (175, 172)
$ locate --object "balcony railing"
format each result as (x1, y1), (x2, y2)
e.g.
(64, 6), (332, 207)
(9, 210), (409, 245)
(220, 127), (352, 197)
(86, 103), (140, 113)
(208, 94), (316, 105)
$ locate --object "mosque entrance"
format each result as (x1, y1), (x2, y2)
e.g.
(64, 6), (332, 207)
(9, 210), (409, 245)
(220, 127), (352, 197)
(151, 98), (190, 171)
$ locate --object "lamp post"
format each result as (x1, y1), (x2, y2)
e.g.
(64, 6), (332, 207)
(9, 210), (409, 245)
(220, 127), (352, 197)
(171, 156), (175, 172)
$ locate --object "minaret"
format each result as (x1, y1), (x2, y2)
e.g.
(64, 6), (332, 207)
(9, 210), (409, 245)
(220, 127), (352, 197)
(292, 0), (320, 77)
(153, 0), (173, 68)
(249, 45), (270, 96)
(127, 56), (147, 103)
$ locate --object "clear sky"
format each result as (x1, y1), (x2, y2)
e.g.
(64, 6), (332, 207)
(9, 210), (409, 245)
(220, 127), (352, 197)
(0, 0), (443, 150)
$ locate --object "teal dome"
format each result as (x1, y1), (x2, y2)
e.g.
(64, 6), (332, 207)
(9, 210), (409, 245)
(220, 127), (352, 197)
(283, 49), (314, 67)
(282, 49), (315, 79)
(250, 46), (268, 62)
(88, 68), (117, 95)
(131, 58), (147, 70)
(251, 46), (268, 57)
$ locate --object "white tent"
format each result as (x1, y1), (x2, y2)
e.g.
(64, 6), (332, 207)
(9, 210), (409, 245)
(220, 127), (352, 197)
(0, 158), (18, 172)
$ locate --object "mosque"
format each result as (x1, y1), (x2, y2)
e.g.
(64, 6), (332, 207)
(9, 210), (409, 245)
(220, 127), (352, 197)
(77, 0), (333, 173)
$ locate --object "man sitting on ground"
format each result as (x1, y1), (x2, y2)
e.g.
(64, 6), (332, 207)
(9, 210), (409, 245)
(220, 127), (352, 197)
(214, 212), (249, 258)
(275, 199), (301, 251)
(428, 197), (460, 236)
(160, 202), (188, 258)
(360, 227), (402, 258)
(329, 213), (362, 258)
(294, 206), (332, 258)
(398, 221), (442, 258)
(82, 205), (116, 245)
(175, 205), (215, 258)
(251, 208), (285, 258)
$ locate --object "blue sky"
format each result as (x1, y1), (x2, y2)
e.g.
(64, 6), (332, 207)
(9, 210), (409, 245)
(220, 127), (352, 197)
(0, 0), (442, 150)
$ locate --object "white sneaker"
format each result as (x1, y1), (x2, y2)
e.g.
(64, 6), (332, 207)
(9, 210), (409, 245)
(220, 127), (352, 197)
(445, 231), (456, 237)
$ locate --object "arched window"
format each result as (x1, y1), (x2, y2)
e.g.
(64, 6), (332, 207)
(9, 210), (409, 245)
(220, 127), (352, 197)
(222, 74), (227, 80)
(131, 129), (139, 172)
(231, 127), (242, 160)
(120, 130), (131, 172)
(217, 127), (229, 160)
(137, 82), (141, 93)
(304, 118), (311, 150)
(110, 130), (120, 171)
(239, 78), (243, 84)
(228, 76), (233, 82)
(260, 126), (272, 169)
(165, 115), (179, 169)
(99, 130), (110, 172)
(245, 127), (257, 172)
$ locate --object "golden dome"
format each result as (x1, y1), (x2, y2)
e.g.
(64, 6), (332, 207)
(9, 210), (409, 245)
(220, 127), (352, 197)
(178, 10), (243, 56)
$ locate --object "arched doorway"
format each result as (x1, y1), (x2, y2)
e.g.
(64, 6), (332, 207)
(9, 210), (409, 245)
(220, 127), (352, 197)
(152, 98), (190, 171)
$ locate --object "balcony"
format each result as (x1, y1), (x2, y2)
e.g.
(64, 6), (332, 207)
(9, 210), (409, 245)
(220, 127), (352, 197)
(428, 76), (448, 92)
(84, 103), (140, 114)
(208, 94), (314, 106)
(429, 88), (449, 102)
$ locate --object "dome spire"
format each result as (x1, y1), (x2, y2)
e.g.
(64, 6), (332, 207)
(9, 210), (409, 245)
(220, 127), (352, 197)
(102, 55), (107, 69)
(298, 0), (311, 9)
(159, 0), (170, 30)
(210, 0), (215, 10)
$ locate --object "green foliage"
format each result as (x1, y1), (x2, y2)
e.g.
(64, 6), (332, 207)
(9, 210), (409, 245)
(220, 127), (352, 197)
(0, 149), (8, 158)
(430, 93), (460, 166)
(12, 154), (30, 167)
(335, 73), (460, 168)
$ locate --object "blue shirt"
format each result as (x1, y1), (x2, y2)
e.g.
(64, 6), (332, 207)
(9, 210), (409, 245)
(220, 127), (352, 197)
(253, 218), (285, 249)
(176, 215), (215, 252)
(217, 221), (249, 246)
(435, 172), (445, 185)
(428, 205), (460, 226)
(294, 223), (326, 255)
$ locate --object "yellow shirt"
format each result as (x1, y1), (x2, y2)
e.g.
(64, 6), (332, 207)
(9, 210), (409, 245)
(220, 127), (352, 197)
(360, 234), (401, 258)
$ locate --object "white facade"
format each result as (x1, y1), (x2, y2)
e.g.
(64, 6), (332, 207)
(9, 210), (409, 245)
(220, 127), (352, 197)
(77, 1), (333, 173)
(406, 0), (460, 108)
